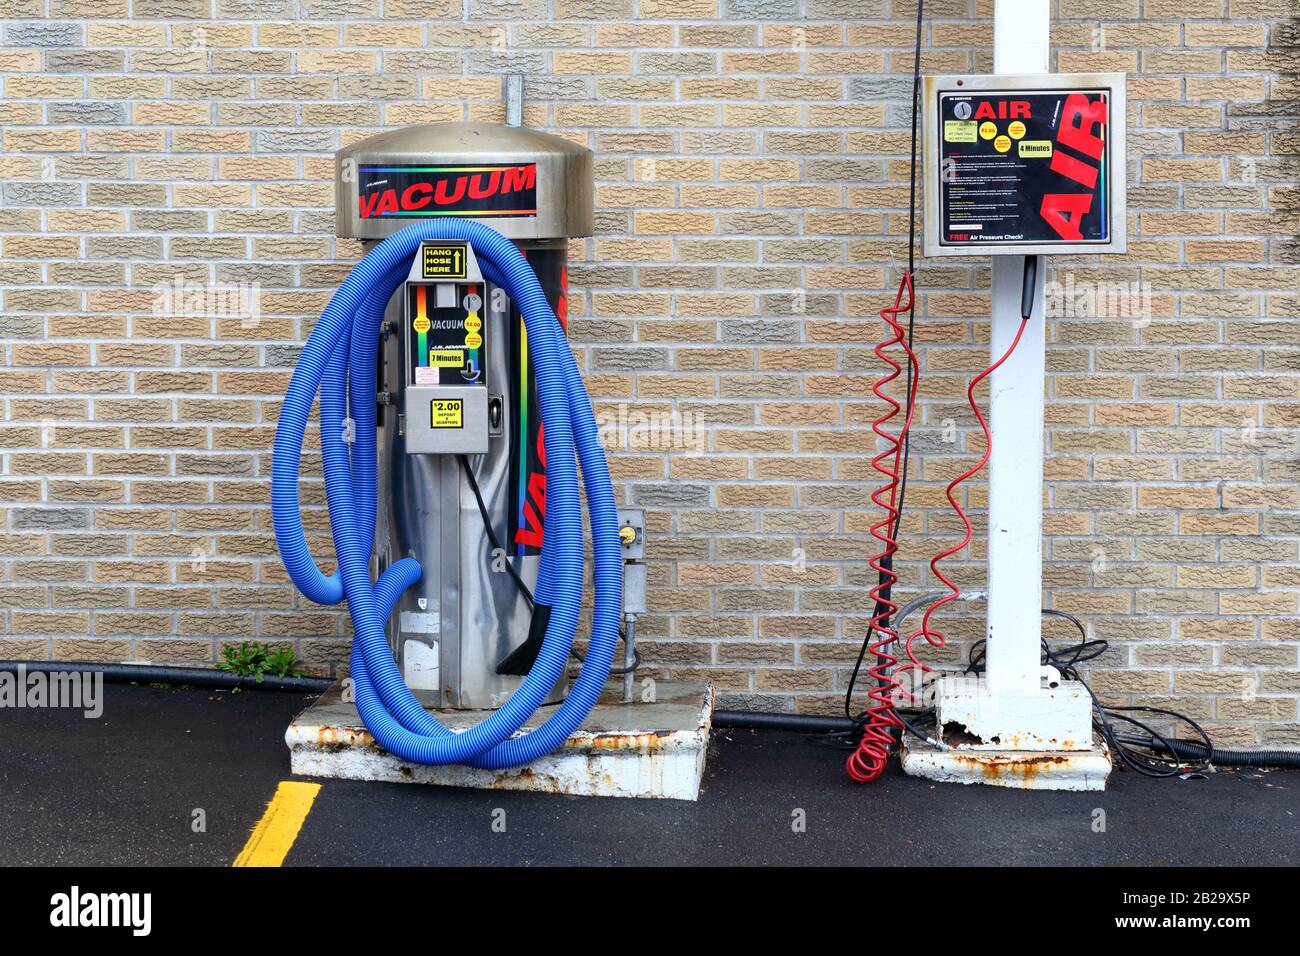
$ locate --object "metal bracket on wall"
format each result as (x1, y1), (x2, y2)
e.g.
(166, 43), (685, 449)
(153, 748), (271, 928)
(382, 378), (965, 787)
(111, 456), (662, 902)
(503, 74), (524, 128)
(618, 509), (646, 703)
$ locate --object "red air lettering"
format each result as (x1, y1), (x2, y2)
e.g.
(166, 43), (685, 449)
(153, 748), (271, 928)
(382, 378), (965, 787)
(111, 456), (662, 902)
(973, 100), (1031, 120)
(1038, 93), (1109, 241)
(1040, 193), (1093, 241)
(1057, 92), (1107, 161)
(1049, 149), (1098, 190)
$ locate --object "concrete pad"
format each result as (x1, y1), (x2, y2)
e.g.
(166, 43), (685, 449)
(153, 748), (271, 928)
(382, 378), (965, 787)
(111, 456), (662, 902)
(286, 681), (712, 801)
(901, 734), (1112, 791)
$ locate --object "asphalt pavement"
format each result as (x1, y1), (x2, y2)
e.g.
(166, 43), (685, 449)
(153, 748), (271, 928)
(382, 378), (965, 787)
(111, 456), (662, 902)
(2, 683), (1295, 866)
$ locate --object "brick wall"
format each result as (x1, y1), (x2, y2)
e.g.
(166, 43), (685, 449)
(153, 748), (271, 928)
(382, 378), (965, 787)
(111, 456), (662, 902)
(1, 1), (1296, 746)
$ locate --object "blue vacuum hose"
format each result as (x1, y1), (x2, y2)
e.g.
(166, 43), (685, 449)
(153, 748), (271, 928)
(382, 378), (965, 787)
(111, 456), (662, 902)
(271, 219), (622, 769)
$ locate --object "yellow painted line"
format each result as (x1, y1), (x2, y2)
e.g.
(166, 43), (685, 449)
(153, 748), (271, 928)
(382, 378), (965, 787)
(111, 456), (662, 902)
(232, 781), (321, 868)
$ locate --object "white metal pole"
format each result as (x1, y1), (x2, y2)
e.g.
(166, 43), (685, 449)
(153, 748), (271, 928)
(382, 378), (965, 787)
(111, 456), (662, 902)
(985, 0), (1050, 696)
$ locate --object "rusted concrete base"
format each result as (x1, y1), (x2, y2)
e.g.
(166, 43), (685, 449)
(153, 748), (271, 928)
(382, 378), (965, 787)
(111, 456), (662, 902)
(286, 681), (712, 801)
(901, 734), (1112, 791)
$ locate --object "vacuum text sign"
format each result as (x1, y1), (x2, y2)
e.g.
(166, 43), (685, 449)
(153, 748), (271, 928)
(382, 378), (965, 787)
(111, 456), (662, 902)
(357, 163), (538, 220)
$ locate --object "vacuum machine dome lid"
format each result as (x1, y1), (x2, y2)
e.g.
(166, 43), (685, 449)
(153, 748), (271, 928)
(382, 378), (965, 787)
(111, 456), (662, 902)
(336, 122), (593, 242)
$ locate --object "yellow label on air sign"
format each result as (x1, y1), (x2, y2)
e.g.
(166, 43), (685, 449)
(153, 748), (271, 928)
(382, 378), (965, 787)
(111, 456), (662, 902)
(1008, 120), (1026, 139)
(979, 121), (997, 140)
(943, 120), (977, 143)
(421, 243), (468, 280)
(1019, 140), (1053, 158)
(430, 398), (463, 428)
(428, 349), (464, 368)
(993, 135), (1012, 153)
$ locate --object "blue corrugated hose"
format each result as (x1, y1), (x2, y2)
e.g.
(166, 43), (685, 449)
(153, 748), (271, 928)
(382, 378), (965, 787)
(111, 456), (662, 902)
(271, 219), (621, 768)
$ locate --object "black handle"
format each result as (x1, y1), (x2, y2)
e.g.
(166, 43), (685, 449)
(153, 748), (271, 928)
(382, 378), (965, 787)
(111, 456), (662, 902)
(1021, 255), (1040, 321)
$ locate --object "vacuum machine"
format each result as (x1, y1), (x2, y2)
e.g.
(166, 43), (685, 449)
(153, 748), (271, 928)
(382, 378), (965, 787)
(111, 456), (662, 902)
(272, 122), (624, 769)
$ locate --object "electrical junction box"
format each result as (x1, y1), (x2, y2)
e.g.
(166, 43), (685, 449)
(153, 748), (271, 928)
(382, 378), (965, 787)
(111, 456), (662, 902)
(923, 73), (1127, 257)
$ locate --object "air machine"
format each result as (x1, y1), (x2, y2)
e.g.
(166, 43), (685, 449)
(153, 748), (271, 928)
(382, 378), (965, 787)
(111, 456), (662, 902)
(272, 122), (624, 769)
(846, 0), (1134, 790)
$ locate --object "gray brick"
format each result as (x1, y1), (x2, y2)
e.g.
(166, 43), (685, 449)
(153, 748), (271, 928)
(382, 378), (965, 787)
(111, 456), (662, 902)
(255, 129), (336, 153)
(133, 0), (211, 15)
(720, 319), (801, 344)
(3, 183), (82, 206)
(726, 0), (799, 16)
(632, 483), (712, 507)
(13, 509), (90, 531)
(6, 22), (84, 46)
(47, 101), (126, 125)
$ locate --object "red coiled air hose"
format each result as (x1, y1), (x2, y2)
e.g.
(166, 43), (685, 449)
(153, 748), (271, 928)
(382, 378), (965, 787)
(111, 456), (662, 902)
(845, 272), (918, 784)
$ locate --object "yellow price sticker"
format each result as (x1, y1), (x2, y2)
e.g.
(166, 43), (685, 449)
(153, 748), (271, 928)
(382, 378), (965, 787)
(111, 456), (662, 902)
(430, 399), (463, 429)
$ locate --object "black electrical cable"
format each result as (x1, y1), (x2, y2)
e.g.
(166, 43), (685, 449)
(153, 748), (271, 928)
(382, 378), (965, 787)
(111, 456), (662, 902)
(960, 609), (1219, 777)
(843, 0), (925, 732)
(457, 455), (640, 676)
(458, 454), (537, 610)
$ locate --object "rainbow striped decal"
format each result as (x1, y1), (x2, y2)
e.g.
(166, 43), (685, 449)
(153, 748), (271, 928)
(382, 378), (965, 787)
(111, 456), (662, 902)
(413, 285), (429, 366)
(508, 248), (566, 557)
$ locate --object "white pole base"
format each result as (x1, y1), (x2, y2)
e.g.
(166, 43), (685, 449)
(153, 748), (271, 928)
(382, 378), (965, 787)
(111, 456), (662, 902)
(901, 734), (1111, 792)
(906, 672), (1109, 790)
(931, 674), (1095, 752)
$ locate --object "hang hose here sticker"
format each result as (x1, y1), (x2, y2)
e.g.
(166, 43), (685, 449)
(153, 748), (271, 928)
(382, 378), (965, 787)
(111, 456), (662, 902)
(938, 89), (1111, 246)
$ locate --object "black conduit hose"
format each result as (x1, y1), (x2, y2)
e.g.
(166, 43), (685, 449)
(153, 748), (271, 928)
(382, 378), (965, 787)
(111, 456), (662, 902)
(1151, 736), (1300, 769)
(0, 660), (333, 694)
(713, 710), (1300, 771)
(7, 660), (1296, 768)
